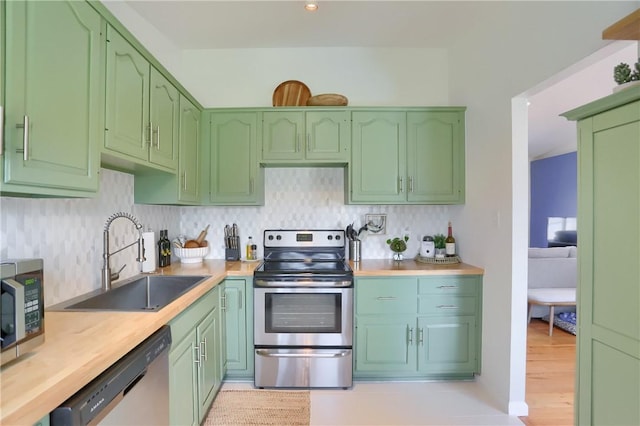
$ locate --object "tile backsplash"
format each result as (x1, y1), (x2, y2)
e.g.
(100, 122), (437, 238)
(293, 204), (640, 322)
(1, 167), (450, 306)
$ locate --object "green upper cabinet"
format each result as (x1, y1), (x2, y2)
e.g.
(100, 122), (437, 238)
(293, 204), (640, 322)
(348, 108), (465, 205)
(350, 111), (407, 203)
(407, 111), (464, 203)
(178, 95), (200, 203)
(104, 25), (178, 173)
(204, 110), (264, 205)
(1, 0), (102, 196)
(261, 110), (350, 164)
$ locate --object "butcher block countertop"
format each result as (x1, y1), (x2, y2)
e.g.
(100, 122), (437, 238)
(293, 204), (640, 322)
(0, 258), (482, 425)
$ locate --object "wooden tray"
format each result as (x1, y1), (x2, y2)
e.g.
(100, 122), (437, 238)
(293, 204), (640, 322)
(307, 93), (348, 106)
(272, 80), (311, 106)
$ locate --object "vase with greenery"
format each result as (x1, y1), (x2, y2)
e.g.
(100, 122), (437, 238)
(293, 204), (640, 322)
(433, 233), (446, 258)
(386, 235), (409, 261)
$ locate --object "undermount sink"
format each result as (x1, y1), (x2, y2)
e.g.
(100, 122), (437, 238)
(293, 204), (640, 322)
(52, 275), (209, 312)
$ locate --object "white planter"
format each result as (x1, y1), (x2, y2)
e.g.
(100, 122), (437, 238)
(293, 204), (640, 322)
(613, 80), (640, 93)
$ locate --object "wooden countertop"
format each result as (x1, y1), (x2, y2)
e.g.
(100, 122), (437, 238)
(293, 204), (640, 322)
(0, 258), (482, 425)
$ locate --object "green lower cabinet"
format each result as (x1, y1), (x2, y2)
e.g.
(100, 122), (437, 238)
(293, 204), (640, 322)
(169, 286), (223, 425)
(223, 278), (254, 379)
(354, 275), (481, 380)
(417, 316), (477, 375)
(355, 315), (417, 374)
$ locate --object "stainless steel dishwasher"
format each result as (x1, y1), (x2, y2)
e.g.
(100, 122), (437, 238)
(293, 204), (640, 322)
(51, 326), (171, 426)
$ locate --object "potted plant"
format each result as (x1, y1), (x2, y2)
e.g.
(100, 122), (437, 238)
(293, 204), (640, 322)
(613, 58), (640, 92)
(386, 235), (409, 261)
(433, 233), (446, 258)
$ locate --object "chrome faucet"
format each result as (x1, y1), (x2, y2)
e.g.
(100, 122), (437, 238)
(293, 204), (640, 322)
(102, 212), (145, 291)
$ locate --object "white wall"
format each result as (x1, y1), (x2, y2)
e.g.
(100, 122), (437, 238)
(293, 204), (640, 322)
(182, 47), (449, 107)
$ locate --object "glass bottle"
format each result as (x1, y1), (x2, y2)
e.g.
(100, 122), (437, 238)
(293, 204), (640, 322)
(445, 222), (456, 257)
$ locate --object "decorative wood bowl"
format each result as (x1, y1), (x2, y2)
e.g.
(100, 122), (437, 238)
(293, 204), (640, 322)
(306, 93), (348, 106)
(272, 80), (311, 106)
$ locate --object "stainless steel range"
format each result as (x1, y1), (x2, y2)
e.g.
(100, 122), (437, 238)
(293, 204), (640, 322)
(253, 229), (353, 389)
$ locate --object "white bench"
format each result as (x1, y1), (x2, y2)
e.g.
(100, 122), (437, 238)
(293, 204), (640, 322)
(527, 287), (577, 336)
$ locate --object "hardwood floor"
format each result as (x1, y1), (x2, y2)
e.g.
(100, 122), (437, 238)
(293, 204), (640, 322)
(519, 319), (576, 426)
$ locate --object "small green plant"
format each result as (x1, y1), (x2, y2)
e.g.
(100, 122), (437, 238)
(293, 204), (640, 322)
(386, 235), (409, 253)
(614, 58), (640, 84)
(433, 234), (446, 249)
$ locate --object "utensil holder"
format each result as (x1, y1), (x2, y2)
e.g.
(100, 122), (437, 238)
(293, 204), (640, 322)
(349, 240), (361, 262)
(225, 248), (240, 261)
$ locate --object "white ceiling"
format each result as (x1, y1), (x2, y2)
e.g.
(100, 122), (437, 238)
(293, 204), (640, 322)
(121, 0), (638, 160)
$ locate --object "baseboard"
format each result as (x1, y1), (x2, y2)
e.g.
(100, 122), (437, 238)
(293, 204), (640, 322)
(509, 400), (529, 416)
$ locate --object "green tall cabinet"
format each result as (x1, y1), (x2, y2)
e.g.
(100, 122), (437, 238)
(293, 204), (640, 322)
(2, 0), (102, 196)
(563, 87), (640, 426)
(204, 110), (264, 205)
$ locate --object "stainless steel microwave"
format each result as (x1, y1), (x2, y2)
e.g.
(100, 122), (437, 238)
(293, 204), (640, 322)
(1, 259), (45, 366)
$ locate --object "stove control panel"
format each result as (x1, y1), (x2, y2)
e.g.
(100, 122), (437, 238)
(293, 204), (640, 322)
(264, 230), (345, 248)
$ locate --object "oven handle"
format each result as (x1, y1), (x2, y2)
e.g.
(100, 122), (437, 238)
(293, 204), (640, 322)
(256, 349), (351, 358)
(254, 279), (353, 288)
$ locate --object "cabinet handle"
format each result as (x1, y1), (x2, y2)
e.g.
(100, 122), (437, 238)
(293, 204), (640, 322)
(221, 294), (227, 311)
(0, 106), (4, 156)
(193, 343), (200, 365)
(409, 176), (414, 192)
(146, 122), (153, 145)
(419, 328), (424, 345)
(307, 133), (310, 152)
(437, 305), (459, 310)
(376, 296), (397, 301)
(200, 338), (207, 361)
(408, 327), (414, 345)
(297, 134), (301, 152)
(398, 177), (403, 193)
(16, 116), (29, 161)
(437, 285), (458, 289)
(155, 124), (160, 150)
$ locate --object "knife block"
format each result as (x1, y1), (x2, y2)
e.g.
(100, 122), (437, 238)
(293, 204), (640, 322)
(225, 236), (240, 260)
(225, 248), (240, 261)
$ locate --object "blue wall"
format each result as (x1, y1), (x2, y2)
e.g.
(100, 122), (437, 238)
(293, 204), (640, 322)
(529, 152), (577, 248)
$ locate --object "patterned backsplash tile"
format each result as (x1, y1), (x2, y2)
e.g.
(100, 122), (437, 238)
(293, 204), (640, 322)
(1, 167), (450, 306)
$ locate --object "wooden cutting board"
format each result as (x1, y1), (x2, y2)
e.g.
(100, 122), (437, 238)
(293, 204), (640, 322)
(272, 80), (311, 106)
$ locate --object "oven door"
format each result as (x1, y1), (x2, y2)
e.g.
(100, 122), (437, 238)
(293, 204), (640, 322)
(254, 286), (353, 347)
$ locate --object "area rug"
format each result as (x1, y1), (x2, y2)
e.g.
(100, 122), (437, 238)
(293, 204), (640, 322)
(204, 390), (310, 426)
(542, 313), (577, 335)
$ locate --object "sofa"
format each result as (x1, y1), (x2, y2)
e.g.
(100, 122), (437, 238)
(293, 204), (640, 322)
(527, 246), (577, 334)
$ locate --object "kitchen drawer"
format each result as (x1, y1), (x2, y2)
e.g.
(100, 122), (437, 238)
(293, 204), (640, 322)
(418, 276), (479, 296)
(418, 295), (477, 316)
(356, 278), (417, 315)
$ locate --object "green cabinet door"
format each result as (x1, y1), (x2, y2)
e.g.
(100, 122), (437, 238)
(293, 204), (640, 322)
(169, 328), (199, 426)
(355, 315), (416, 374)
(3, 0), (101, 194)
(105, 25), (149, 162)
(179, 96), (200, 203)
(261, 111), (305, 161)
(407, 111), (465, 203)
(196, 307), (219, 424)
(305, 111), (350, 162)
(207, 111), (263, 205)
(149, 67), (179, 170)
(350, 111), (406, 203)
(417, 316), (477, 374)
(223, 279), (247, 371)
